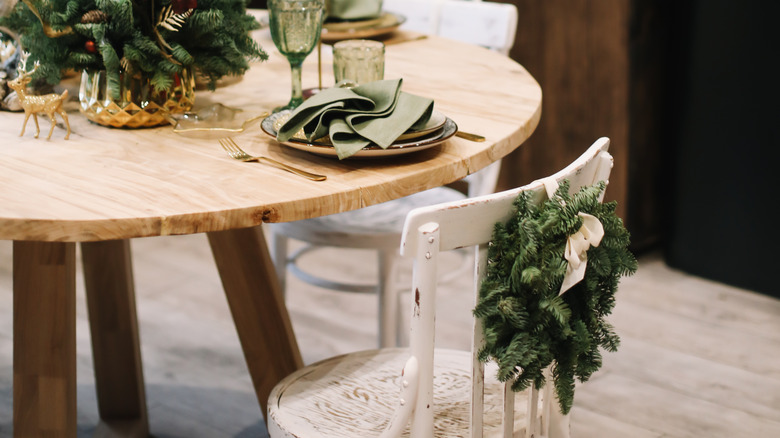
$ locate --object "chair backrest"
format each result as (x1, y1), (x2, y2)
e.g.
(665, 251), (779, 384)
(388, 138), (613, 438)
(384, 0), (518, 55)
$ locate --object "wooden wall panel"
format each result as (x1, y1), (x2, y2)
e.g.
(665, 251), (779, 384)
(495, 0), (641, 244)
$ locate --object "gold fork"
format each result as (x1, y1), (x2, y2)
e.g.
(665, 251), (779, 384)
(218, 138), (327, 181)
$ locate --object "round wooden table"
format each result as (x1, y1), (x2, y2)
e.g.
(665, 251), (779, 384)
(0, 21), (541, 437)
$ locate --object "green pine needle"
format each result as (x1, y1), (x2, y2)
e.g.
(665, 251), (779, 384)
(475, 180), (637, 414)
(0, 0), (267, 87)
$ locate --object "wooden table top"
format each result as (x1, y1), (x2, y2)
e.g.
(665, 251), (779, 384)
(0, 23), (541, 243)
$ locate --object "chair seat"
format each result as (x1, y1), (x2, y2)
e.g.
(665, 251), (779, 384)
(271, 187), (467, 249)
(268, 348), (537, 438)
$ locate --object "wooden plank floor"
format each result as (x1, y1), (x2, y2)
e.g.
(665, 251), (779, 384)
(1, 231), (779, 437)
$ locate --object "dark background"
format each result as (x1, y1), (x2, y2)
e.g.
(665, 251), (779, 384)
(494, 0), (777, 297)
(662, 1), (776, 298)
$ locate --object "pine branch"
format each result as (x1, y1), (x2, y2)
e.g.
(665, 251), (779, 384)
(0, 0), (267, 86)
(474, 179), (637, 413)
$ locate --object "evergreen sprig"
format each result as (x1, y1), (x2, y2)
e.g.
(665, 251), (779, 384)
(473, 180), (637, 414)
(0, 0), (267, 91)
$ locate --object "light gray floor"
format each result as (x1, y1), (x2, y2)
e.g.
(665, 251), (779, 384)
(1, 231), (779, 437)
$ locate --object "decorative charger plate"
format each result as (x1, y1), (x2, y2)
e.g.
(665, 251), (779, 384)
(321, 13), (406, 43)
(261, 110), (457, 158)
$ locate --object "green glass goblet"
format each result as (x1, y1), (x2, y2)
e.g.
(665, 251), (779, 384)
(268, 0), (325, 112)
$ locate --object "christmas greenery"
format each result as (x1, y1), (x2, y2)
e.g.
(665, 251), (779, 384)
(0, 0), (267, 93)
(473, 180), (637, 414)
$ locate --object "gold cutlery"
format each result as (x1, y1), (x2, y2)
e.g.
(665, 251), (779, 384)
(218, 138), (327, 181)
(455, 131), (486, 142)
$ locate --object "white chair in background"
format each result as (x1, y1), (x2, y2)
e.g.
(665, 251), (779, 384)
(382, 0), (439, 33)
(267, 138), (615, 438)
(385, 0), (518, 55)
(270, 0), (519, 348)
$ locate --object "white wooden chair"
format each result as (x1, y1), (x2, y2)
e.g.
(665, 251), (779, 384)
(384, 0), (518, 56)
(270, 0), (519, 348)
(267, 138), (614, 438)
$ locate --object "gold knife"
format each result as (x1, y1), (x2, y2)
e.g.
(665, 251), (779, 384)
(455, 131), (486, 142)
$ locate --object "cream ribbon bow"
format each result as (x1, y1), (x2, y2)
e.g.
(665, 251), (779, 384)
(560, 212), (604, 294)
(541, 178), (605, 295)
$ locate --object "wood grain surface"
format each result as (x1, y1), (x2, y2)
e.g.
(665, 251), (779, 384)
(0, 24), (541, 243)
(12, 241), (76, 436)
(499, 0), (630, 228)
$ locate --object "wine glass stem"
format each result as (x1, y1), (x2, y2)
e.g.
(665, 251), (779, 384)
(289, 61), (304, 108)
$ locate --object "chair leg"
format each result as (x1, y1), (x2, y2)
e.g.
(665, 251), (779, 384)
(378, 250), (400, 347)
(271, 230), (289, 296)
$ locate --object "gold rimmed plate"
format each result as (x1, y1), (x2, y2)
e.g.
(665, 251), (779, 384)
(321, 12), (406, 44)
(323, 15), (386, 32)
(261, 111), (457, 158)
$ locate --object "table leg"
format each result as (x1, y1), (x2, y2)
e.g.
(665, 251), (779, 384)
(207, 226), (303, 420)
(81, 240), (149, 438)
(13, 241), (77, 438)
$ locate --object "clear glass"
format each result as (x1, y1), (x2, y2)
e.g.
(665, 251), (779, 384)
(167, 104), (269, 139)
(268, 0), (325, 112)
(332, 39), (385, 87)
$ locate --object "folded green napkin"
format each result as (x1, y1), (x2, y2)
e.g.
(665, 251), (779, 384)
(327, 0), (382, 20)
(277, 78), (434, 159)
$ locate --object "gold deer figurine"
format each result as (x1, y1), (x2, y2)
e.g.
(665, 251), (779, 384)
(8, 55), (71, 140)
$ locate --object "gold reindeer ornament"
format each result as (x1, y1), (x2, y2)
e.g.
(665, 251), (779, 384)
(8, 55), (71, 140)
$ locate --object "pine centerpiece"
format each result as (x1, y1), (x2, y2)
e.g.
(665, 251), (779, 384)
(1, 0), (267, 92)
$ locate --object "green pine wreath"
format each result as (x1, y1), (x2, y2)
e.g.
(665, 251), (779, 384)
(473, 180), (637, 414)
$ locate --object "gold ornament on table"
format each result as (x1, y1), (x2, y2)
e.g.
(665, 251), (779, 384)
(79, 67), (195, 128)
(8, 51), (70, 140)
